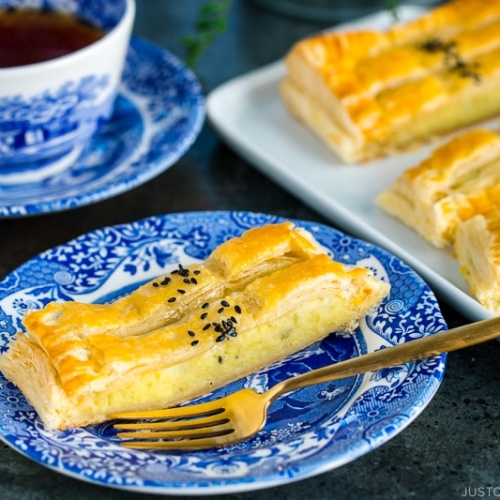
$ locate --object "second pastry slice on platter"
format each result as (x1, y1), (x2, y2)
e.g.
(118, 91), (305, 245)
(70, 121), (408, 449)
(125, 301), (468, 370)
(376, 128), (500, 248)
(376, 126), (500, 314)
(280, 0), (500, 163)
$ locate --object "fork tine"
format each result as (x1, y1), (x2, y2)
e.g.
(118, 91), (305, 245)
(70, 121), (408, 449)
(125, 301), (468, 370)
(116, 423), (233, 440)
(118, 432), (238, 450)
(110, 399), (226, 420)
(114, 414), (229, 431)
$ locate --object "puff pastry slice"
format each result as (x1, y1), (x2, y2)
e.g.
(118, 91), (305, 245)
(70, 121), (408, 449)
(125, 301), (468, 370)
(0, 250), (390, 430)
(376, 128), (500, 248)
(280, 0), (500, 163)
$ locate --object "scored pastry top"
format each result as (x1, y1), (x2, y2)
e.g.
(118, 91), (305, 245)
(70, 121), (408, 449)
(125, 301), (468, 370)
(36, 253), (385, 398)
(23, 222), (326, 343)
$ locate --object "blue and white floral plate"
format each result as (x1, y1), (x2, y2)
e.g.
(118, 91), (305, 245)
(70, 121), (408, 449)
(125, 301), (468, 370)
(0, 38), (205, 217)
(0, 211), (447, 494)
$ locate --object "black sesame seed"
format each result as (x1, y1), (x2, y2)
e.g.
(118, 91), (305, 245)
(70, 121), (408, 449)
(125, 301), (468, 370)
(218, 308), (224, 314)
(218, 356), (223, 363)
(177, 289), (186, 294)
(153, 282), (159, 287)
(183, 278), (191, 284)
(190, 278), (198, 284)
(221, 300), (230, 307)
(419, 38), (450, 53)
(234, 305), (242, 314)
(203, 324), (211, 330)
(202, 302), (209, 309)
(179, 266), (189, 277)
(191, 340), (199, 346)
(230, 316), (237, 323)
(229, 329), (237, 337)
(172, 264), (190, 277)
(194, 270), (201, 275)
(214, 324), (222, 332)
(201, 312), (208, 320)
(188, 330), (196, 337)
(215, 335), (226, 342)
(168, 297), (176, 303)
(161, 277), (171, 285)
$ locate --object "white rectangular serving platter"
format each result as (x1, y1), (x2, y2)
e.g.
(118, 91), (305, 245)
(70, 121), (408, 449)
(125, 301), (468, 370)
(207, 6), (497, 322)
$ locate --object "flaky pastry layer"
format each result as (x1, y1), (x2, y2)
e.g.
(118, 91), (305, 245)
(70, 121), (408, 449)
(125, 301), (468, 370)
(455, 212), (500, 314)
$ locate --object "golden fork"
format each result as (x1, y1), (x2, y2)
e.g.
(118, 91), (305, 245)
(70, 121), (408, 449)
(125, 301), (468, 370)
(111, 315), (500, 450)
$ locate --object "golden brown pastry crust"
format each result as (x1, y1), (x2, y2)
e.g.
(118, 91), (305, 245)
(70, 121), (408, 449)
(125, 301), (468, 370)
(23, 222), (325, 342)
(280, 0), (500, 163)
(376, 128), (500, 248)
(0, 224), (390, 430)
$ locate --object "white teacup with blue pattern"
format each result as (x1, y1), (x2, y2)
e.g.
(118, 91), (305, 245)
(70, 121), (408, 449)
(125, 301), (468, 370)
(0, 0), (135, 167)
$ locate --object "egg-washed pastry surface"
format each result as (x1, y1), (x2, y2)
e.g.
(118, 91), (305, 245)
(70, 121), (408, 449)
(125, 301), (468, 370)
(280, 0), (500, 163)
(0, 223), (390, 430)
(22, 222), (325, 343)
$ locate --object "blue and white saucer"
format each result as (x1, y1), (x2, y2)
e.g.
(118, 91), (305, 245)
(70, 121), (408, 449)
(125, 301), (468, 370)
(0, 37), (205, 217)
(0, 211), (447, 494)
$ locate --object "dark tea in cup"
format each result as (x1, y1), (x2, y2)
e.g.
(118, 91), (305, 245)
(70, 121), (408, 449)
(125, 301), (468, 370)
(0, 9), (105, 68)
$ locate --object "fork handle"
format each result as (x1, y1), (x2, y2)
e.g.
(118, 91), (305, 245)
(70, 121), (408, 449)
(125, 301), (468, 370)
(266, 315), (500, 401)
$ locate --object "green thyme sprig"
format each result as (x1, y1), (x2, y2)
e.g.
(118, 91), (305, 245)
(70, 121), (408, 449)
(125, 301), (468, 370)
(182, 0), (233, 68)
(183, 0), (401, 69)
(387, 0), (400, 22)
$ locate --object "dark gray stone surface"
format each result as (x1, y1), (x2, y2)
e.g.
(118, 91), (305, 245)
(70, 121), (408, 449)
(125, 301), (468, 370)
(0, 1), (497, 498)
